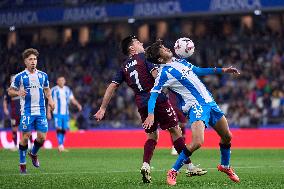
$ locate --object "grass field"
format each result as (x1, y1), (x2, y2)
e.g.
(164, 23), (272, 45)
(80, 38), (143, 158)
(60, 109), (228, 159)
(0, 148), (283, 189)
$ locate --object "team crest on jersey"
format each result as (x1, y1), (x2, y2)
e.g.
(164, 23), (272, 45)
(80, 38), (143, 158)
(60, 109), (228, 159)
(38, 73), (42, 78)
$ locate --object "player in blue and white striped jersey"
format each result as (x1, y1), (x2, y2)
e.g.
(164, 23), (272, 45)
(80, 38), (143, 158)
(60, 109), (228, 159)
(47, 76), (82, 152)
(8, 48), (55, 174)
(143, 40), (240, 185)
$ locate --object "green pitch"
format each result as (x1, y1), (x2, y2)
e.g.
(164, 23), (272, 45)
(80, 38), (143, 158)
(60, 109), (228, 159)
(0, 149), (283, 189)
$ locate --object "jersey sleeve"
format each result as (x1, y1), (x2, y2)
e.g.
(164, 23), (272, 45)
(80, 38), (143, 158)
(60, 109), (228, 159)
(69, 88), (74, 100)
(10, 75), (21, 90)
(111, 69), (125, 85)
(51, 88), (56, 100)
(43, 73), (50, 88)
(151, 68), (170, 93)
(192, 65), (222, 76)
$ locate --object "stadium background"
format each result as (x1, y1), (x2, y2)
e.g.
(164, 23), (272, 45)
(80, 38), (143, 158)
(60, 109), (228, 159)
(0, 0), (284, 149)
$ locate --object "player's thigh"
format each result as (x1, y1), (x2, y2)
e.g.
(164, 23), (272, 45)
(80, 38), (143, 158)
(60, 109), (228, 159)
(19, 115), (36, 133)
(54, 115), (63, 130)
(189, 104), (211, 127)
(174, 108), (187, 125)
(34, 115), (48, 133)
(138, 107), (158, 133)
(212, 115), (232, 142)
(155, 101), (179, 130)
(62, 116), (70, 130)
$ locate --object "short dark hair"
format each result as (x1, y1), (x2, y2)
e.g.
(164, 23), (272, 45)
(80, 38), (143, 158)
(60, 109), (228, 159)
(22, 48), (39, 60)
(145, 40), (163, 64)
(121, 35), (138, 55)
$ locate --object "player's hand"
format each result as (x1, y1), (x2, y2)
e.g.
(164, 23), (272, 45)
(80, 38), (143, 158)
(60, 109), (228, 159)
(47, 112), (52, 120)
(77, 104), (82, 112)
(94, 108), (106, 121)
(142, 114), (155, 130)
(222, 66), (240, 75)
(48, 100), (55, 111)
(17, 89), (27, 97)
(4, 109), (9, 116)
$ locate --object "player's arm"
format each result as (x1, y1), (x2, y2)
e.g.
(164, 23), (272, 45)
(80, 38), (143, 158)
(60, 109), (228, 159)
(94, 83), (119, 121)
(3, 94), (9, 116)
(142, 70), (168, 129)
(192, 65), (240, 76)
(151, 68), (158, 78)
(70, 97), (82, 112)
(47, 88), (55, 120)
(44, 87), (55, 111)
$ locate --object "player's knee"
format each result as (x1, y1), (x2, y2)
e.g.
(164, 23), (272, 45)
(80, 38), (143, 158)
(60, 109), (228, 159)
(223, 131), (232, 144)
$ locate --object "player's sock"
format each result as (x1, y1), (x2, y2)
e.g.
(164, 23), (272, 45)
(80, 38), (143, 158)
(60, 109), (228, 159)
(61, 130), (66, 145)
(31, 139), (44, 155)
(12, 131), (17, 146)
(219, 143), (231, 167)
(57, 130), (63, 145)
(172, 147), (192, 171)
(19, 144), (28, 164)
(173, 137), (191, 164)
(143, 139), (157, 164)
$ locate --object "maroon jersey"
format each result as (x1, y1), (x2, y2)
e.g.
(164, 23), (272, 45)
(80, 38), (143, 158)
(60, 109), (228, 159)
(4, 91), (21, 118)
(112, 53), (167, 109)
(169, 90), (187, 123)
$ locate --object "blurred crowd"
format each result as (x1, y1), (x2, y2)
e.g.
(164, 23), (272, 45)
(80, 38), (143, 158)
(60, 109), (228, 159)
(1, 14), (284, 129)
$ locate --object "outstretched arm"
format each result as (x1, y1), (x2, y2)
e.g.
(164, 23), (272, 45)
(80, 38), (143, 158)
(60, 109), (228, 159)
(192, 66), (240, 76)
(142, 92), (159, 129)
(94, 83), (119, 121)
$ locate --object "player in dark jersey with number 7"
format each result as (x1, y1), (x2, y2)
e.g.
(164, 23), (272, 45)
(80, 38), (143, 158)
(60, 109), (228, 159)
(94, 35), (207, 183)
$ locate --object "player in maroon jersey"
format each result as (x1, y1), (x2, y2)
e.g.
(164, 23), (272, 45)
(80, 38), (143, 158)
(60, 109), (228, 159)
(3, 75), (21, 151)
(168, 90), (187, 155)
(94, 35), (206, 183)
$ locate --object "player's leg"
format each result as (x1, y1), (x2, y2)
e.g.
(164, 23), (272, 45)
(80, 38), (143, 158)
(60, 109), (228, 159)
(60, 115), (69, 152)
(18, 115), (34, 173)
(139, 106), (158, 183)
(166, 104), (209, 185)
(28, 115), (48, 168)
(19, 131), (31, 173)
(54, 115), (64, 151)
(212, 115), (239, 182)
(11, 118), (18, 151)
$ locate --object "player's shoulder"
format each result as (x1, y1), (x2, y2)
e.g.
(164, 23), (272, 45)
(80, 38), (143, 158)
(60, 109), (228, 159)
(51, 85), (58, 91)
(64, 86), (71, 91)
(37, 70), (48, 77)
(14, 70), (26, 79)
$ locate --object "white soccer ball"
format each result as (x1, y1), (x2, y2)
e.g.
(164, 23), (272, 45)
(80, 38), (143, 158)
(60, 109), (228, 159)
(174, 37), (195, 58)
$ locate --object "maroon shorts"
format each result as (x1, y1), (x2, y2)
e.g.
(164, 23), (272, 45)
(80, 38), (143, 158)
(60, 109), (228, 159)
(138, 101), (179, 133)
(173, 108), (187, 124)
(11, 116), (20, 127)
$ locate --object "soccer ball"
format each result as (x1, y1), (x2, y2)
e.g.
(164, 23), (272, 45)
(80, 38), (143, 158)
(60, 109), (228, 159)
(174, 37), (195, 58)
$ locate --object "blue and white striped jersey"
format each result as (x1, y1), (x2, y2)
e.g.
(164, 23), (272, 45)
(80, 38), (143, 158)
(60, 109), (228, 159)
(51, 86), (74, 116)
(151, 58), (215, 113)
(11, 69), (49, 116)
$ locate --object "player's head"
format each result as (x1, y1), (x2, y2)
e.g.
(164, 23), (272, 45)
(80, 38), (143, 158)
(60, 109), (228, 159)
(121, 35), (144, 56)
(22, 48), (39, 71)
(57, 76), (66, 88)
(145, 40), (173, 64)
